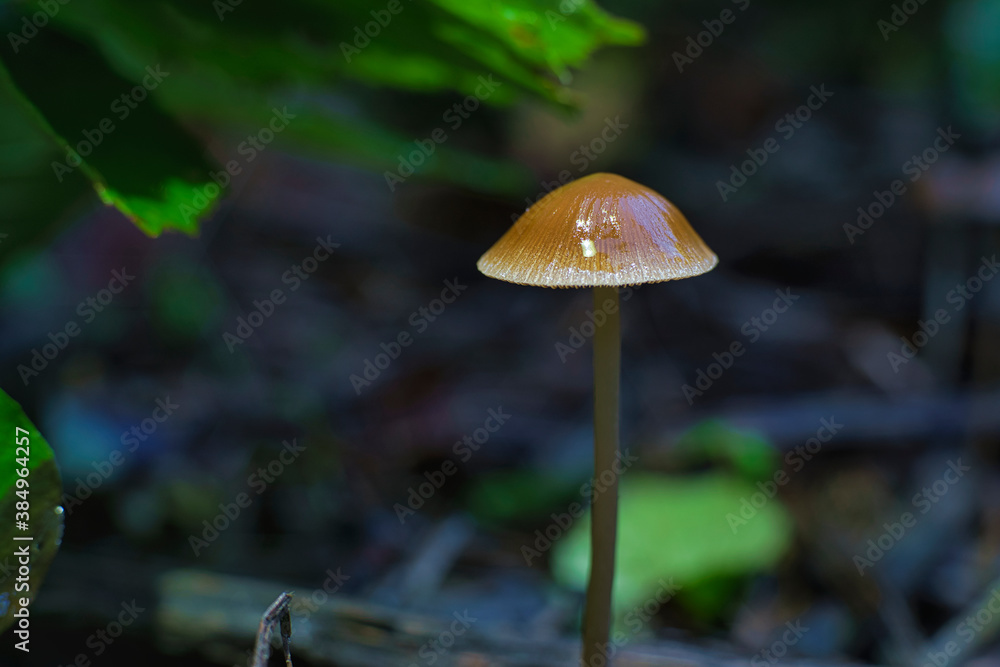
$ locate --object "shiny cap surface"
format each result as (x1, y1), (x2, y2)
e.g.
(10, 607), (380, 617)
(477, 173), (718, 288)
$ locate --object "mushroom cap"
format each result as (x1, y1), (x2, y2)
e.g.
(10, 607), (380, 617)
(477, 173), (718, 288)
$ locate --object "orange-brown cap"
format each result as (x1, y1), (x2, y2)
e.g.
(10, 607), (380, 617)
(477, 173), (718, 288)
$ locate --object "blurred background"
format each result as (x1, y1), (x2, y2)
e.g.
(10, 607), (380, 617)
(1, 0), (999, 664)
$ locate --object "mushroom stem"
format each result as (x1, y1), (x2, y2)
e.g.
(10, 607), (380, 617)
(583, 285), (620, 666)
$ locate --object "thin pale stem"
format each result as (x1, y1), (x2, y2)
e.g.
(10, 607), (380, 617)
(582, 285), (620, 667)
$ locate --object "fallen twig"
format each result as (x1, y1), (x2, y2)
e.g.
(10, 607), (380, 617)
(252, 592), (294, 667)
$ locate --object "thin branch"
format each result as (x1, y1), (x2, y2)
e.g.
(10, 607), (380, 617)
(252, 592), (295, 667)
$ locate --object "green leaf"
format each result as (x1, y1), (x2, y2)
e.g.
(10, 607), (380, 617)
(672, 421), (779, 482)
(0, 0), (645, 239)
(466, 470), (584, 524)
(145, 69), (536, 196)
(551, 473), (792, 627)
(427, 0), (645, 82)
(0, 83), (95, 268)
(52, 0), (643, 107)
(43, 0), (641, 195)
(0, 389), (64, 634)
(0, 24), (222, 236)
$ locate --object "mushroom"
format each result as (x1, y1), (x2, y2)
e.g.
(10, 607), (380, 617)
(477, 172), (717, 665)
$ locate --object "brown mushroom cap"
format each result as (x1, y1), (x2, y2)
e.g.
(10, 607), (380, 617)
(477, 173), (718, 288)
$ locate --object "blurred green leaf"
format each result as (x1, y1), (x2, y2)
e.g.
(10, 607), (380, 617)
(551, 472), (792, 627)
(0, 82), (95, 266)
(51, 0), (642, 106)
(466, 469), (583, 524)
(144, 68), (535, 196)
(946, 0), (1000, 131)
(672, 421), (779, 481)
(429, 0), (644, 82)
(148, 259), (225, 342)
(0, 0), (643, 239)
(45, 0), (642, 196)
(0, 389), (63, 634)
(0, 25), (222, 236)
